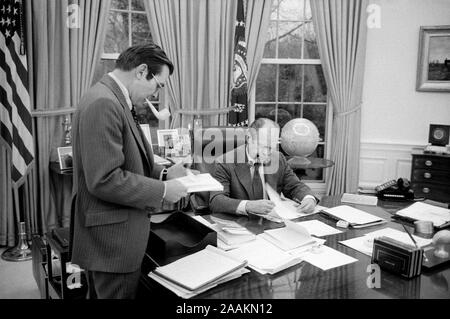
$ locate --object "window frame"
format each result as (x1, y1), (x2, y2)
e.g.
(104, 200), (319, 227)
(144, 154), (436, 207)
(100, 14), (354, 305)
(249, 0), (332, 190)
(100, 0), (170, 145)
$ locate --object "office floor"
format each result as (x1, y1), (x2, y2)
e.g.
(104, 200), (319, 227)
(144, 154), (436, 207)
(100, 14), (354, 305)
(0, 247), (40, 299)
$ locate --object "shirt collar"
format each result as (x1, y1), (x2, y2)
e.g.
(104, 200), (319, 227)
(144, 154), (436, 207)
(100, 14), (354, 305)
(109, 72), (133, 110)
(246, 146), (258, 166)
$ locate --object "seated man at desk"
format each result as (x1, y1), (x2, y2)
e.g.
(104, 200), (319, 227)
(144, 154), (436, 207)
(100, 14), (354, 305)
(209, 118), (317, 216)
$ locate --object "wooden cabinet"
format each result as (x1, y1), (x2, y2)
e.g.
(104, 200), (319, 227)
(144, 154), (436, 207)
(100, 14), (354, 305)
(410, 149), (450, 203)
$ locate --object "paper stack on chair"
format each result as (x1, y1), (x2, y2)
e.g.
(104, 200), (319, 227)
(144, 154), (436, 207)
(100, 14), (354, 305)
(148, 245), (249, 298)
(176, 173), (224, 193)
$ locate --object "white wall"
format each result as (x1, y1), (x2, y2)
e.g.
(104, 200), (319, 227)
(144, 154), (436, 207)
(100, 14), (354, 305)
(359, 0), (450, 188)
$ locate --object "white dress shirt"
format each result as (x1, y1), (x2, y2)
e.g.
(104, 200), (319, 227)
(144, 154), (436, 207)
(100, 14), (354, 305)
(236, 147), (316, 215)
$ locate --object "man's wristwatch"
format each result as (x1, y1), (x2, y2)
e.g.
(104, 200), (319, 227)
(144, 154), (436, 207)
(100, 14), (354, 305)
(160, 168), (169, 181)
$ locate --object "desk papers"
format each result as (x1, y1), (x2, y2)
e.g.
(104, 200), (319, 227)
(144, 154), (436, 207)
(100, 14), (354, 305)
(298, 245), (358, 271)
(321, 205), (386, 228)
(176, 173), (224, 193)
(150, 245), (247, 293)
(265, 183), (323, 220)
(339, 227), (433, 256)
(395, 202), (450, 228)
(192, 216), (256, 249)
(263, 220), (316, 251)
(153, 154), (171, 165)
(295, 220), (342, 237)
(225, 237), (304, 275)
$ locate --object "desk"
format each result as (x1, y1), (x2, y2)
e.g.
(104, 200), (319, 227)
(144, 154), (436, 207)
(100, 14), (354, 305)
(139, 196), (450, 299)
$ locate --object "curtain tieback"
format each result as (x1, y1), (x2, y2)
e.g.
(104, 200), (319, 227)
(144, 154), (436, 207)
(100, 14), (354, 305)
(334, 101), (362, 118)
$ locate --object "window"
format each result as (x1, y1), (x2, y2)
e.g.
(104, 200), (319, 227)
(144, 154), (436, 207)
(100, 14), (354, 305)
(92, 0), (164, 147)
(254, 0), (330, 182)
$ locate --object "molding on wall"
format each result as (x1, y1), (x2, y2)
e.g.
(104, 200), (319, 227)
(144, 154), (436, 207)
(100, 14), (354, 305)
(359, 141), (423, 190)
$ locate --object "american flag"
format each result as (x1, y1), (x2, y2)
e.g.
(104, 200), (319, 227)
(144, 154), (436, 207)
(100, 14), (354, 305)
(228, 0), (248, 127)
(0, 0), (34, 185)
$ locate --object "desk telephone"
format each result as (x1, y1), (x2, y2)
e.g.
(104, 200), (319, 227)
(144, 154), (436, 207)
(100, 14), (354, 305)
(375, 178), (415, 201)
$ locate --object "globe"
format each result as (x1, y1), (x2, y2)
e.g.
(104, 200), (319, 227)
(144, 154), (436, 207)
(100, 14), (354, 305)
(280, 118), (320, 165)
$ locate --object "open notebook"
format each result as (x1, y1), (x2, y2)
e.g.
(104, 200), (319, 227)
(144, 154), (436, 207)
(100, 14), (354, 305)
(152, 245), (247, 291)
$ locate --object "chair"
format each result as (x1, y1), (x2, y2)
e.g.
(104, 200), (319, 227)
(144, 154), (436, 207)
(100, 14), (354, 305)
(189, 126), (246, 213)
(170, 107), (235, 129)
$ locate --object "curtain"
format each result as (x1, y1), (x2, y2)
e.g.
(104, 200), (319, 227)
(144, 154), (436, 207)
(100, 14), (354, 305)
(30, 0), (110, 233)
(145, 0), (237, 128)
(245, 0), (272, 94)
(310, 0), (368, 195)
(0, 145), (14, 246)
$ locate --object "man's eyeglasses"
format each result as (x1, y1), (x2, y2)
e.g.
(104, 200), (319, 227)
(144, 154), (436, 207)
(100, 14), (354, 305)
(152, 73), (164, 90)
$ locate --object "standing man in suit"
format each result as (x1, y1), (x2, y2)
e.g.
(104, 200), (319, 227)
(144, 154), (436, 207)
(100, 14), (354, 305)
(209, 118), (317, 216)
(71, 44), (189, 299)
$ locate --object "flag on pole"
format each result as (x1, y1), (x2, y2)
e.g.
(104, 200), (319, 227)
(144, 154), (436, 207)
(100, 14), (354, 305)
(0, 0), (34, 186)
(228, 0), (248, 127)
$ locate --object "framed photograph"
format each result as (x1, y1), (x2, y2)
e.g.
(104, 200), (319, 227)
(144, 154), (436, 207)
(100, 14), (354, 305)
(57, 146), (73, 170)
(416, 25), (450, 92)
(157, 129), (179, 148)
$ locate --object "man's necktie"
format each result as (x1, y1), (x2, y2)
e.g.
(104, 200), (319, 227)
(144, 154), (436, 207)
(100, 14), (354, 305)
(252, 162), (264, 200)
(130, 106), (140, 128)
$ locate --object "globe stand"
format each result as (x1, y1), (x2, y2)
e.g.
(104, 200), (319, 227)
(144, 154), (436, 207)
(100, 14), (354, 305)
(287, 156), (311, 166)
(1, 222), (32, 262)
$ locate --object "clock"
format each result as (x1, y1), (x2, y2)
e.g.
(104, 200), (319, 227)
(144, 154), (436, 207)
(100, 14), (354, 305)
(428, 124), (450, 146)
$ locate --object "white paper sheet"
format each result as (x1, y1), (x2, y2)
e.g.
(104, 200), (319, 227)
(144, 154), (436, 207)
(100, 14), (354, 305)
(295, 220), (342, 237)
(176, 173), (224, 193)
(299, 245), (358, 271)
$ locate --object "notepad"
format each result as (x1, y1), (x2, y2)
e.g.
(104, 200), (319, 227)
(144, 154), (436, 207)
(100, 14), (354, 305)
(321, 205), (386, 228)
(295, 220), (342, 237)
(152, 245), (247, 291)
(176, 173), (224, 193)
(394, 202), (450, 228)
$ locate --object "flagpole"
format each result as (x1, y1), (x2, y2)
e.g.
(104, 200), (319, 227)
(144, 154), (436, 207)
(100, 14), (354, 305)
(1, 184), (32, 262)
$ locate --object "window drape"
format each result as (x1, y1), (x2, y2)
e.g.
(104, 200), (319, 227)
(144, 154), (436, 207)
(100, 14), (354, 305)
(310, 0), (369, 195)
(144, 0), (237, 128)
(29, 0), (110, 234)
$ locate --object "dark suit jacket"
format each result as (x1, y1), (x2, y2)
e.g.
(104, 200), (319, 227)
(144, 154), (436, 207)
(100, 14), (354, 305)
(71, 74), (165, 273)
(209, 145), (316, 215)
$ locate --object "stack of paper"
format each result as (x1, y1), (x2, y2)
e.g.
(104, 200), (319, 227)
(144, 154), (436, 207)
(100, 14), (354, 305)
(340, 227), (433, 257)
(295, 220), (342, 237)
(321, 205), (386, 228)
(176, 173), (224, 193)
(149, 245), (248, 298)
(210, 216), (256, 246)
(263, 220), (316, 251)
(394, 202), (450, 228)
(153, 154), (171, 165)
(225, 237), (304, 275)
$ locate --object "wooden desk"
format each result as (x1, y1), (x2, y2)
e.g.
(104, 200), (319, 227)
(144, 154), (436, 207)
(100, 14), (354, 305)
(140, 197), (450, 299)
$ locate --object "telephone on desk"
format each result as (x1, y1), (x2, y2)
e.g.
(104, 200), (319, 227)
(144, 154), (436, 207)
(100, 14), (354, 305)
(375, 178), (415, 201)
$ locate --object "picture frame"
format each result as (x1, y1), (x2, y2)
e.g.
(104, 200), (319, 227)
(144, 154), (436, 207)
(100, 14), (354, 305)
(57, 146), (73, 170)
(416, 25), (450, 92)
(157, 129), (179, 148)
